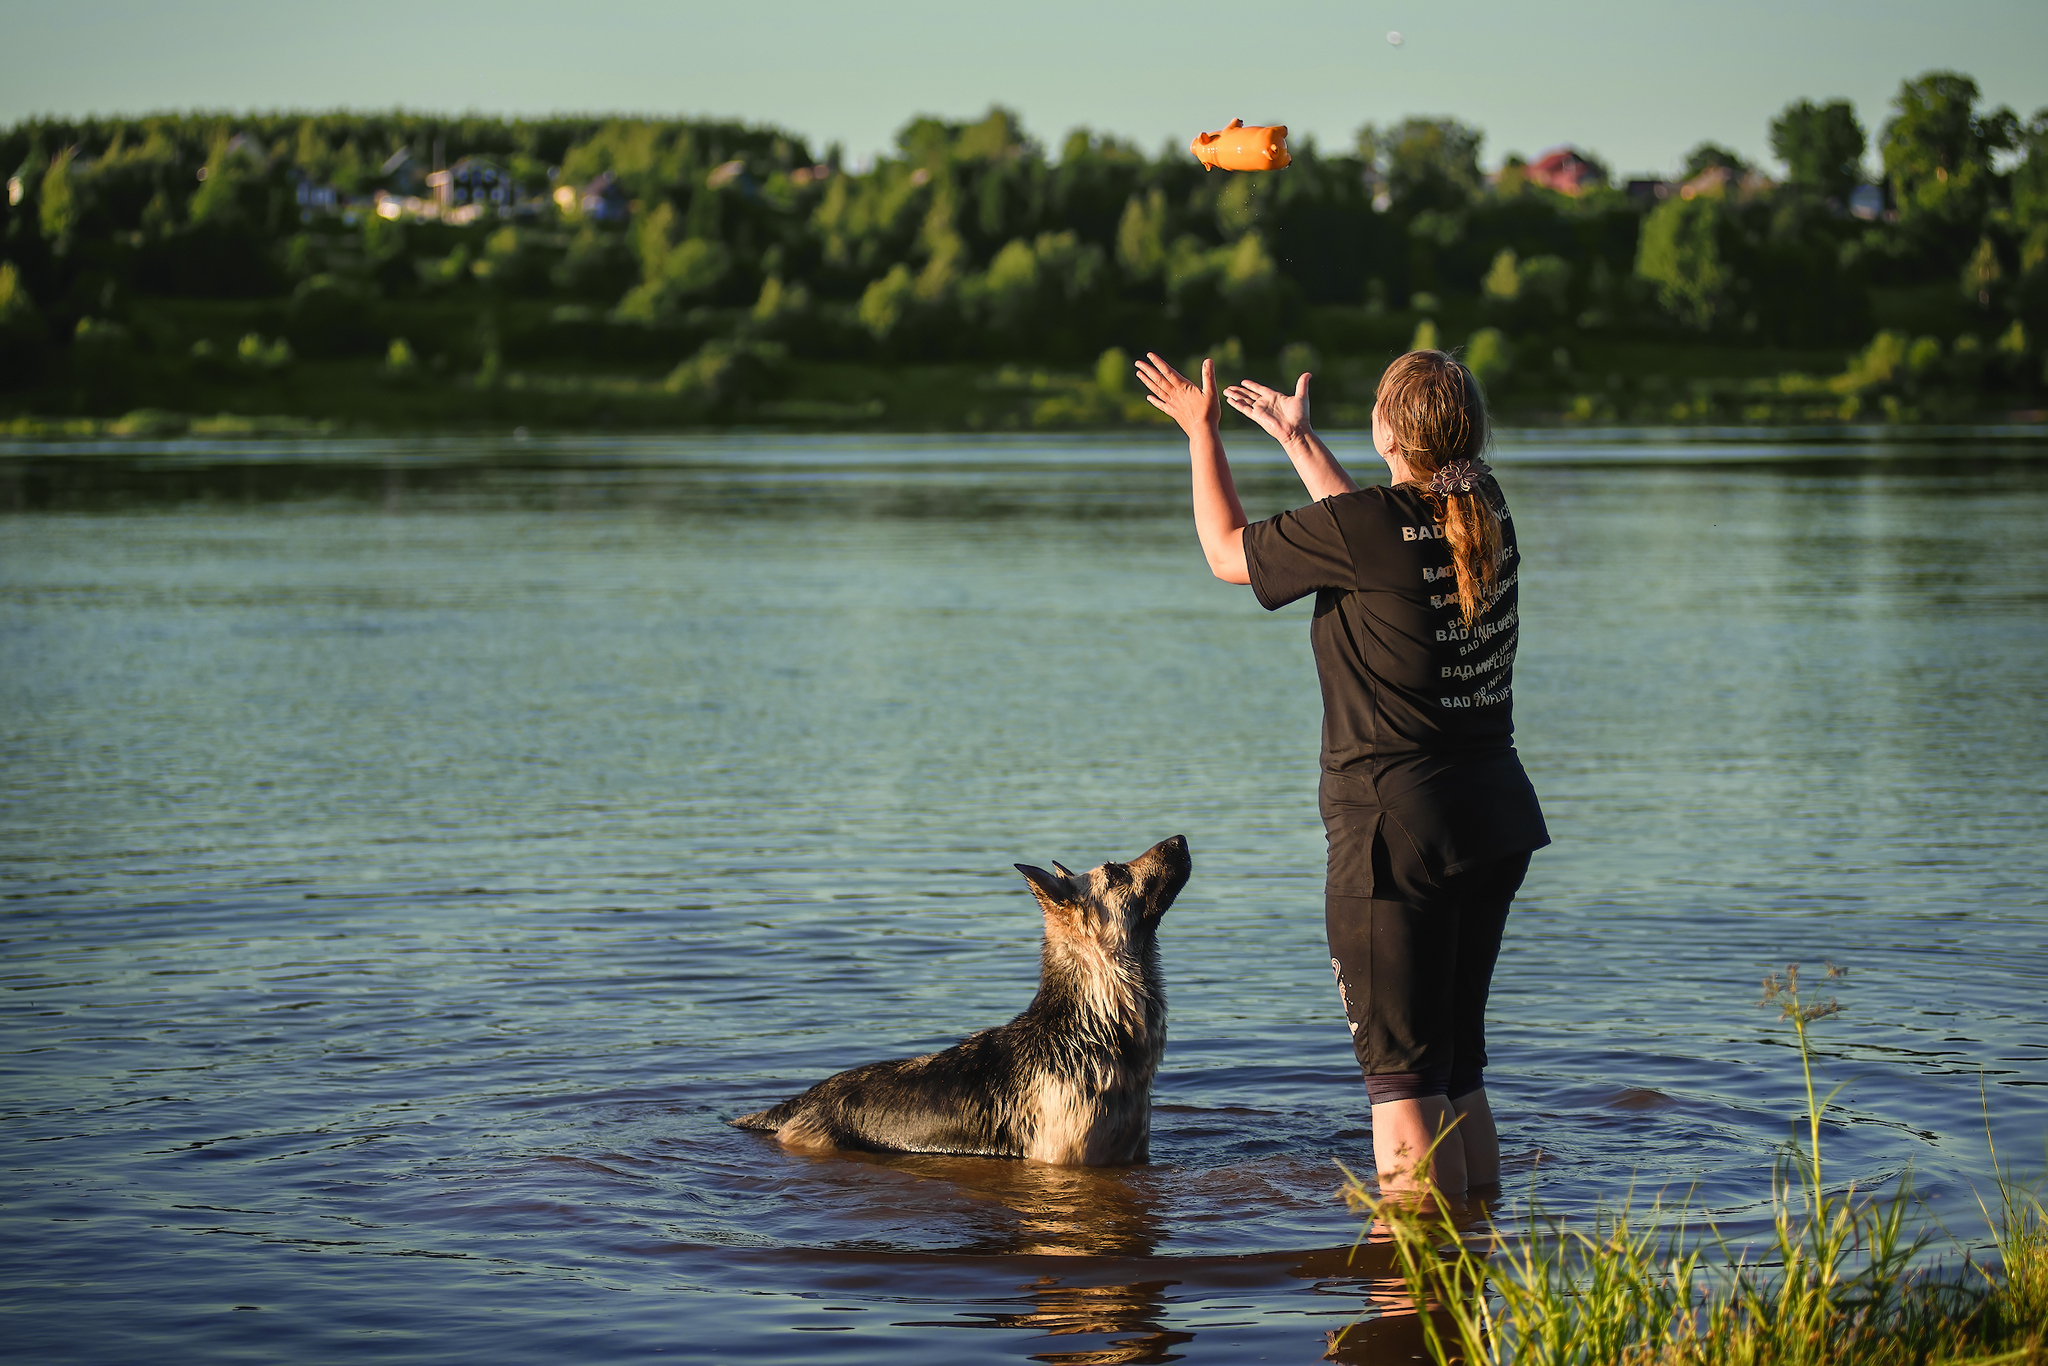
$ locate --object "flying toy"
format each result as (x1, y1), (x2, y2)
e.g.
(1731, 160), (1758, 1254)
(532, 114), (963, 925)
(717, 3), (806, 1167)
(1189, 119), (1291, 172)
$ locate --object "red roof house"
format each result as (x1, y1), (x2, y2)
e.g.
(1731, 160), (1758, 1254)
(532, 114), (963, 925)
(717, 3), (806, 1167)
(1525, 147), (1605, 196)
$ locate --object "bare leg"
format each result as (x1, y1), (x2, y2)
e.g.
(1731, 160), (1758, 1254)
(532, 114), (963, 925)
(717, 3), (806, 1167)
(1371, 1096), (1467, 1195)
(1451, 1088), (1500, 1188)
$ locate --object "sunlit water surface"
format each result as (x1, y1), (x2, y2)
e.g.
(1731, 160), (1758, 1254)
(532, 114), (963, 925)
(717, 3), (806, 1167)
(3, 431), (2044, 1364)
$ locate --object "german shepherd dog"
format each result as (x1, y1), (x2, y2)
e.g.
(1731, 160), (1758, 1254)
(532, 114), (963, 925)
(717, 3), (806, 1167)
(732, 835), (1190, 1166)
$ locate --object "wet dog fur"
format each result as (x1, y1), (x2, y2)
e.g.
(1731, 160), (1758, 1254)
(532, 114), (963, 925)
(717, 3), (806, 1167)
(730, 835), (1190, 1166)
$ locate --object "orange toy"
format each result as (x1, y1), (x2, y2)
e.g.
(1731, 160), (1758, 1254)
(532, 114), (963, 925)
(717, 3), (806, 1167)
(1190, 119), (1291, 172)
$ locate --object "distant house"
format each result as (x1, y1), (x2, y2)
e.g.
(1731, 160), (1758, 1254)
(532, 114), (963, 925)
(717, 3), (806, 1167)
(374, 192), (434, 221)
(381, 147), (426, 194)
(1626, 178), (1674, 205)
(1526, 147), (1605, 196)
(706, 159), (767, 200)
(1847, 184), (1888, 221)
(1677, 165), (1773, 201)
(427, 157), (516, 221)
(219, 133), (269, 172)
(293, 172), (340, 218)
(556, 170), (629, 223)
(1679, 166), (1736, 200)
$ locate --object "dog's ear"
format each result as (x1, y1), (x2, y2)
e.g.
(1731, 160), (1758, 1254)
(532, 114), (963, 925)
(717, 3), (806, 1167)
(1050, 861), (1076, 880)
(1015, 864), (1074, 914)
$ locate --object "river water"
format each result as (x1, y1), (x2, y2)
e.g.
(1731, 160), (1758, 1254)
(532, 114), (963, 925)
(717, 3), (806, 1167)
(3, 430), (2044, 1363)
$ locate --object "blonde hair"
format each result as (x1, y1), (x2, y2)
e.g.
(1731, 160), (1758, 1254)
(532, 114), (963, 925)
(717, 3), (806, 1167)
(1374, 349), (1503, 629)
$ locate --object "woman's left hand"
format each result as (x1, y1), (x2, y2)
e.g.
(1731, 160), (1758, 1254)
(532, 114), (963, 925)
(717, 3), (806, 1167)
(1224, 372), (1314, 446)
(1135, 353), (1219, 436)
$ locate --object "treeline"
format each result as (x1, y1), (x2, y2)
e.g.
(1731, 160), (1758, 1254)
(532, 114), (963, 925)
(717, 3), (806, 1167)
(2, 71), (2044, 429)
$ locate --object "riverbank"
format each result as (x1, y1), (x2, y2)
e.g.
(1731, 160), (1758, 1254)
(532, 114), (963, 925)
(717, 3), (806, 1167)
(1334, 972), (2048, 1366)
(5, 370), (2045, 443)
(8, 287), (2041, 436)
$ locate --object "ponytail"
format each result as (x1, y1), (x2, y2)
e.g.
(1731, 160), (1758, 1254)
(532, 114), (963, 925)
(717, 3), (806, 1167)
(1373, 349), (1505, 630)
(1425, 483), (1503, 629)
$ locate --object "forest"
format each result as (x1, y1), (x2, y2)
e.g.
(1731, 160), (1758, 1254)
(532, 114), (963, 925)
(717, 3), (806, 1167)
(1, 69), (2043, 433)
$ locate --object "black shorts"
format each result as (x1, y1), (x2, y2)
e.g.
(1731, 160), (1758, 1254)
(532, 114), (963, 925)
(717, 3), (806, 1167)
(1322, 804), (1530, 1097)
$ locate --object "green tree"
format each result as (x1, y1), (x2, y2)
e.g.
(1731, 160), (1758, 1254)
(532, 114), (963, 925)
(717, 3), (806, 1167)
(662, 338), (782, 412)
(1769, 99), (1866, 202)
(0, 259), (48, 372)
(1220, 232), (1277, 306)
(1680, 143), (1749, 180)
(1278, 340), (1319, 388)
(1881, 71), (2017, 222)
(551, 223), (634, 299)
(2012, 110), (2048, 226)
(0, 261), (35, 326)
(857, 263), (916, 340)
(37, 147), (78, 243)
(189, 137), (253, 227)
(382, 337), (418, 379)
(139, 190), (179, 238)
(1482, 249), (1568, 329)
(748, 274), (811, 333)
(616, 201), (732, 320)
(896, 107), (1034, 170)
(1482, 249), (1520, 304)
(1034, 230), (1105, 303)
(1962, 236), (2004, 309)
(982, 237), (1042, 332)
(1518, 256), (1571, 320)
(1464, 328), (1511, 387)
(1116, 188), (1167, 281)
(913, 181), (969, 303)
(1637, 194), (1733, 329)
(975, 230), (1105, 342)
(1362, 118), (1483, 207)
(474, 225), (547, 294)
(1094, 345), (1130, 399)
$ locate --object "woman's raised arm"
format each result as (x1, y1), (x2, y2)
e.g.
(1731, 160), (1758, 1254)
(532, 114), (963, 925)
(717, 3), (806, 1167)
(1135, 353), (1250, 585)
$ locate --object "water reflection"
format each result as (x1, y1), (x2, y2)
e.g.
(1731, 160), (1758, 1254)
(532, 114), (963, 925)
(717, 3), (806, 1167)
(1315, 1194), (1502, 1365)
(846, 1146), (1501, 1363)
(950, 1161), (1166, 1259)
(808, 1150), (1167, 1257)
(1003, 1278), (1191, 1365)
(851, 1154), (1186, 1359)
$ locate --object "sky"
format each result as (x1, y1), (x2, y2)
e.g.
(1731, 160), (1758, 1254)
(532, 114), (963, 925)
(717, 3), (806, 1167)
(3, 0), (2045, 178)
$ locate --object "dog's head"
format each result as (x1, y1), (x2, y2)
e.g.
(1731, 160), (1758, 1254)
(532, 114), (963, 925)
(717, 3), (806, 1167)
(1015, 835), (1191, 957)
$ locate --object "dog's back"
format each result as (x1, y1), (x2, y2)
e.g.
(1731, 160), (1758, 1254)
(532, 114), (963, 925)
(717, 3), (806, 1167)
(732, 835), (1190, 1165)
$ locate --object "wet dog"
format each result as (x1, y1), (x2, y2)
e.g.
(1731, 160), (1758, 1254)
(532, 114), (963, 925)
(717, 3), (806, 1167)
(731, 835), (1190, 1166)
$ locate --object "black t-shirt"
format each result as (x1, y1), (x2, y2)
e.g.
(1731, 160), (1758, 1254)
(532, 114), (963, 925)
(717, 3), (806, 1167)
(1243, 483), (1549, 877)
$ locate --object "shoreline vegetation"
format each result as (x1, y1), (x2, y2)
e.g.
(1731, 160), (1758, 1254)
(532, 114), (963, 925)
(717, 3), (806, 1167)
(1334, 966), (2047, 1366)
(4, 73), (2045, 435)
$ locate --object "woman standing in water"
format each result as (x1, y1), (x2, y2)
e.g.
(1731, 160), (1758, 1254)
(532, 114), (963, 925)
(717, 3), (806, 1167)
(1134, 349), (1548, 1195)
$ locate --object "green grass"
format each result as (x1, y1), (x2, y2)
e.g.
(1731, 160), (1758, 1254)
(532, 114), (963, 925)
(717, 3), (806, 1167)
(1334, 965), (2047, 1366)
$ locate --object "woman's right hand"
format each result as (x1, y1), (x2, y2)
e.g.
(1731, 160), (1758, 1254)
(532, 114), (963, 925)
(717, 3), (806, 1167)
(1230, 371), (1359, 500)
(1135, 353), (1219, 437)
(1224, 372), (1314, 447)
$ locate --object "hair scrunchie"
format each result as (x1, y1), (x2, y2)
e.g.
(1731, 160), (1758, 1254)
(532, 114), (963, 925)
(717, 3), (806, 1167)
(1428, 457), (1492, 496)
